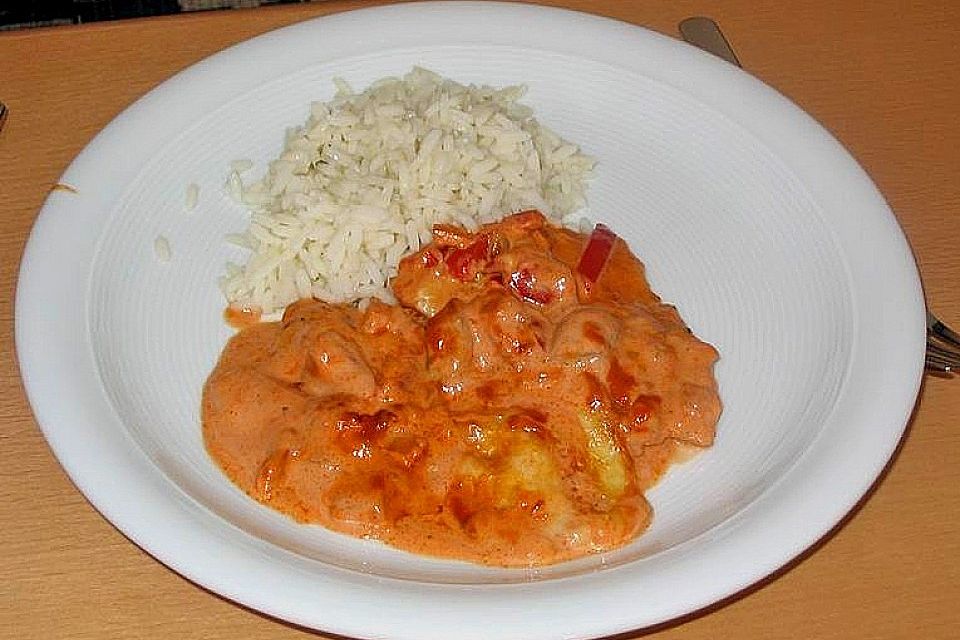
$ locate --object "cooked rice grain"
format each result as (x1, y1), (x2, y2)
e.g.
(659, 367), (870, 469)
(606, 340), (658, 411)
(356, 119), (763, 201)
(185, 183), (199, 211)
(154, 235), (171, 263)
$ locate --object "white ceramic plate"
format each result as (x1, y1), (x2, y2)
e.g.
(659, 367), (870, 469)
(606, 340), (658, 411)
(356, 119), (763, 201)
(16, 3), (925, 639)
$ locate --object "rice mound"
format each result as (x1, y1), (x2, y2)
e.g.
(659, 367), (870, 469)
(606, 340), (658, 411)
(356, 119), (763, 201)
(219, 67), (594, 317)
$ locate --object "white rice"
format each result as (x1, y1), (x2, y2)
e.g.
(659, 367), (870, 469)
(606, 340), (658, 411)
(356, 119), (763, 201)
(185, 183), (199, 211)
(219, 67), (594, 317)
(154, 235), (171, 262)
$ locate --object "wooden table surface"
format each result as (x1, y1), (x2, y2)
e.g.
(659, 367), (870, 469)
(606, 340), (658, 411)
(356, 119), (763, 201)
(1, 1), (957, 638)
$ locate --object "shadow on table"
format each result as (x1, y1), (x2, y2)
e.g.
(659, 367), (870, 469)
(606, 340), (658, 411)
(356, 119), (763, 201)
(0, 0), (319, 31)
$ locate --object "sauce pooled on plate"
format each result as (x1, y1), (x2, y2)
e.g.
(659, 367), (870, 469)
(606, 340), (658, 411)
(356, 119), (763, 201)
(202, 211), (720, 566)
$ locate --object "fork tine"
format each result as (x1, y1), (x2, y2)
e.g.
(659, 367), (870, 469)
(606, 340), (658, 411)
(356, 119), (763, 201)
(926, 349), (957, 371)
(925, 358), (954, 376)
(926, 359), (955, 375)
(927, 311), (960, 350)
(927, 340), (960, 366)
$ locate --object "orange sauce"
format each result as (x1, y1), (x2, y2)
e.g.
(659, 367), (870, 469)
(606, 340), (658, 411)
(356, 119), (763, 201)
(202, 211), (720, 566)
(223, 304), (262, 330)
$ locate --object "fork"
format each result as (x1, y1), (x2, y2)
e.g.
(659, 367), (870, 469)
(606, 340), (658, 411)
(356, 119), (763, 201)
(926, 312), (960, 374)
(679, 17), (960, 376)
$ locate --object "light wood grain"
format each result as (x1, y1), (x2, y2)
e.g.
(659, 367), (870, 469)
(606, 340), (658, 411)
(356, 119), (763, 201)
(1, 1), (957, 638)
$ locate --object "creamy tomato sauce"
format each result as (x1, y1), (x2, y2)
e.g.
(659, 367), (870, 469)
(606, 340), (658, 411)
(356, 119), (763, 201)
(202, 211), (720, 566)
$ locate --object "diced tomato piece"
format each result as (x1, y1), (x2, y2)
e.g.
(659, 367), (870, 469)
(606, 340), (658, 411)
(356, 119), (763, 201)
(444, 235), (490, 281)
(576, 223), (618, 284)
(509, 268), (554, 305)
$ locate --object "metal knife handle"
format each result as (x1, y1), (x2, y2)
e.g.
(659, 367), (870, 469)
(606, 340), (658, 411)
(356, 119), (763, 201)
(679, 17), (742, 68)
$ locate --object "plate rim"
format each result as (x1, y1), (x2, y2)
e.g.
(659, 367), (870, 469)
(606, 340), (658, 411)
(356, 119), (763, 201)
(15, 2), (925, 639)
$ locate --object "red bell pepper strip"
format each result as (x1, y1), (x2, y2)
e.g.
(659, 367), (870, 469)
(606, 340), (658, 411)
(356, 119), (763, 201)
(576, 223), (618, 284)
